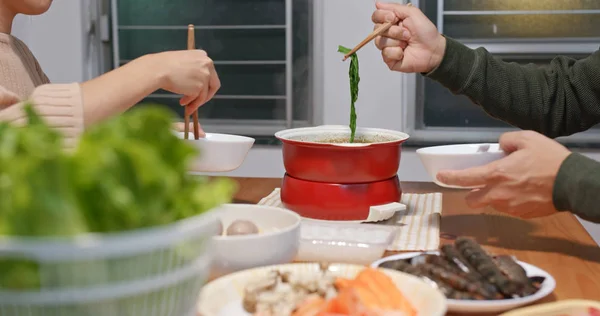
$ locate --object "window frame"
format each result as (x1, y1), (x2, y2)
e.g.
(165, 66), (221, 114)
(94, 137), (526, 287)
(404, 0), (600, 146)
(107, 0), (322, 137)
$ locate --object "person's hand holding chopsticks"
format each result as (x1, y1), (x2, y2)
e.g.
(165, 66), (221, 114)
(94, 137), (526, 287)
(156, 49), (221, 116)
(372, 2), (446, 73)
(172, 121), (206, 137)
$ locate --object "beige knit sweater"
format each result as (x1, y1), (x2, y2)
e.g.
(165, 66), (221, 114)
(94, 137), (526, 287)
(0, 32), (84, 148)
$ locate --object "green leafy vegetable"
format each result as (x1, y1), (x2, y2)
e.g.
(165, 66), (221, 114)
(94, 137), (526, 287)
(0, 104), (87, 237)
(0, 103), (236, 290)
(338, 45), (360, 143)
(71, 105), (235, 232)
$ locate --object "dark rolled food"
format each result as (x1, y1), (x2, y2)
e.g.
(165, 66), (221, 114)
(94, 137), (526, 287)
(378, 238), (545, 301)
(455, 237), (519, 297)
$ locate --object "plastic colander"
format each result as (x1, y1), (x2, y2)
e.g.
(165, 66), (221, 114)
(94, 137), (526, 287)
(0, 211), (220, 316)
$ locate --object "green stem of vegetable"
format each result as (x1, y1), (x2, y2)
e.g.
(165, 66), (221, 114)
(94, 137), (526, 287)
(338, 45), (360, 143)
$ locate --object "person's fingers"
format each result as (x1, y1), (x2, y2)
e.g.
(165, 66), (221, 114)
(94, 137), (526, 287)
(179, 95), (195, 106)
(372, 9), (398, 24)
(172, 122), (185, 132)
(374, 35), (403, 50)
(172, 122), (206, 137)
(436, 162), (499, 187)
(206, 65), (221, 101)
(375, 1), (413, 20)
(173, 122), (192, 132)
(382, 46), (404, 61)
(382, 25), (411, 41)
(499, 131), (529, 153)
(186, 88), (208, 116)
(382, 51), (400, 70)
(373, 23), (411, 41)
(195, 121), (206, 138)
(464, 188), (493, 209)
(0, 86), (20, 104)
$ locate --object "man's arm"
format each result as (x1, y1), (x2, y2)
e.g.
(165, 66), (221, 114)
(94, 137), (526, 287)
(554, 153), (600, 223)
(427, 38), (600, 138)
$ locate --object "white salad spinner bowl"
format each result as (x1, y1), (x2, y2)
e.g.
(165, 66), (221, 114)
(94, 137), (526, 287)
(0, 210), (221, 316)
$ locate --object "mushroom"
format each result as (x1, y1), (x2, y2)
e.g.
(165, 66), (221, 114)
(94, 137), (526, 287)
(226, 219), (259, 236)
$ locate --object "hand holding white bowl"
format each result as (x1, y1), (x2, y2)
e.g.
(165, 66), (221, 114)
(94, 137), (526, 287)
(417, 143), (505, 189)
(436, 131), (571, 219)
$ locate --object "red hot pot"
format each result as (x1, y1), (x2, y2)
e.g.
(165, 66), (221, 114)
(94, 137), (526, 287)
(275, 125), (409, 184)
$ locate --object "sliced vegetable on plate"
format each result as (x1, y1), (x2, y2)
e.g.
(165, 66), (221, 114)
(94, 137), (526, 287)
(293, 268), (416, 316)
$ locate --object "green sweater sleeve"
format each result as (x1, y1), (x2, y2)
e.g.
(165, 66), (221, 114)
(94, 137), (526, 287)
(426, 38), (600, 222)
(554, 153), (600, 223)
(427, 37), (600, 138)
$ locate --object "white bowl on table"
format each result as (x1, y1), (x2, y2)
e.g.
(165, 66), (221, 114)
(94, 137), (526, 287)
(176, 132), (254, 172)
(417, 143), (506, 189)
(211, 204), (301, 277)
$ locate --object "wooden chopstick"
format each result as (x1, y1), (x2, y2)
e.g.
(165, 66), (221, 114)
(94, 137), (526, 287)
(343, 22), (393, 61)
(342, 3), (412, 61)
(187, 24), (201, 140)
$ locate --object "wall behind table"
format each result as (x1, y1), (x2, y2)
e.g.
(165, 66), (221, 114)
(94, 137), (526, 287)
(13, 0), (600, 245)
(11, 0), (86, 83)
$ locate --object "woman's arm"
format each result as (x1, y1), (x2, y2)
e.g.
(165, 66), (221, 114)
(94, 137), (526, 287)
(80, 54), (162, 125)
(554, 153), (600, 223)
(427, 38), (600, 138)
(81, 50), (219, 126)
(0, 83), (84, 149)
(0, 49), (218, 146)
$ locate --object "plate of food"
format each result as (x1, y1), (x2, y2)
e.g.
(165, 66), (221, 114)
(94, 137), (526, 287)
(197, 262), (447, 316)
(371, 237), (556, 314)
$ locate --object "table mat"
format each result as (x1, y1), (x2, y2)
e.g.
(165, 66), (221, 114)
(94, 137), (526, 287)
(258, 188), (443, 251)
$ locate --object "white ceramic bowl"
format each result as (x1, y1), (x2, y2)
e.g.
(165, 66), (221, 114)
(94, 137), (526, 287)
(416, 143), (506, 189)
(176, 132), (254, 172)
(211, 204), (301, 277)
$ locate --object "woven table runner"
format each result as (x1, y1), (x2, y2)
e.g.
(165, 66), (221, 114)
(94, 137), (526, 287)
(258, 188), (443, 251)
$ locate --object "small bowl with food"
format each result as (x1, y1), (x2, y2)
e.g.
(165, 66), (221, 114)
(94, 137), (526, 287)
(211, 204), (301, 276)
(275, 125), (409, 184)
(416, 143), (506, 189)
(176, 132), (254, 173)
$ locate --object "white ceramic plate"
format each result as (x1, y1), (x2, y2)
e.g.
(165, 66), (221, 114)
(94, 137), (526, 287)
(416, 143), (506, 189)
(371, 252), (556, 314)
(197, 262), (447, 316)
(176, 132), (254, 172)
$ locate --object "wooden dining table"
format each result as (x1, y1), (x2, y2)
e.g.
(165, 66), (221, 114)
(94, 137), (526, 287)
(230, 177), (600, 316)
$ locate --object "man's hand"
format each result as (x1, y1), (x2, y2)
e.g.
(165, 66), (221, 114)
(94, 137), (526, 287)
(437, 131), (572, 219)
(371, 1), (446, 73)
